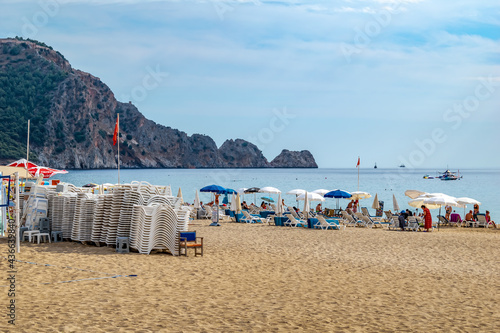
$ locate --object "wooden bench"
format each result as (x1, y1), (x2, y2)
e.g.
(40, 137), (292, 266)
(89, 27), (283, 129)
(179, 231), (203, 257)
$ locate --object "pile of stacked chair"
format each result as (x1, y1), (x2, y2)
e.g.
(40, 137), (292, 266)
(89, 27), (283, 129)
(22, 181), (191, 255)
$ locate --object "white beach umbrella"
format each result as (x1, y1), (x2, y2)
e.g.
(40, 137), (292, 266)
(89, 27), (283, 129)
(237, 187), (248, 194)
(456, 197), (481, 206)
(350, 191), (371, 200)
(286, 189), (306, 195)
(423, 195), (461, 230)
(277, 192), (284, 217)
(303, 190), (310, 220)
(423, 196), (460, 208)
(404, 190), (427, 199)
(393, 194), (400, 212)
(259, 186), (281, 194)
(230, 193), (237, 211)
(456, 197), (481, 216)
(287, 188), (306, 206)
(421, 192), (456, 199)
(311, 189), (330, 196)
(408, 196), (440, 210)
(177, 187), (183, 204)
(297, 192), (325, 202)
(371, 193), (380, 210)
(194, 190), (201, 209)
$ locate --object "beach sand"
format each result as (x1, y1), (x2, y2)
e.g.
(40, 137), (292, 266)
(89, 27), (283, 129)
(1, 221), (499, 332)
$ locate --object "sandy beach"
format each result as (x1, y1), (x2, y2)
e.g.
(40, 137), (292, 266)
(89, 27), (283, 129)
(1, 221), (499, 332)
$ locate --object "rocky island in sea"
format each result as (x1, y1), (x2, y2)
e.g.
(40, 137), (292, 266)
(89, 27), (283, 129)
(0, 37), (317, 170)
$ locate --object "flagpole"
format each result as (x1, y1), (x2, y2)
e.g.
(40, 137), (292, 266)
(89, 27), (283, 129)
(117, 113), (120, 184)
(26, 119), (30, 178)
(357, 156), (360, 191)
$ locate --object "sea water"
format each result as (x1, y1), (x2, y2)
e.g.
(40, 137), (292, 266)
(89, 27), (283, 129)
(56, 168), (500, 219)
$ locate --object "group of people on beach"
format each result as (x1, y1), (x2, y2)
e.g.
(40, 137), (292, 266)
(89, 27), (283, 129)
(396, 203), (497, 231)
(200, 195), (496, 230)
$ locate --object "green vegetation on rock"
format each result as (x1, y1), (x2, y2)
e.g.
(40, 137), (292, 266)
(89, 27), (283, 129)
(0, 42), (67, 159)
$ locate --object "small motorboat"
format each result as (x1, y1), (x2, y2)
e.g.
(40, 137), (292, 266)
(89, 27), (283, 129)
(423, 175), (434, 179)
(399, 164), (405, 168)
(374, 163), (377, 169)
(438, 169), (462, 181)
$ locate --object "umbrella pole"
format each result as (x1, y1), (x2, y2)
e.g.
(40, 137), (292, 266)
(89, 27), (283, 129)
(438, 206), (441, 231)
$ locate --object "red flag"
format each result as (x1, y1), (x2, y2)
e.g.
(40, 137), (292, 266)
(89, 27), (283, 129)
(356, 157), (360, 167)
(113, 116), (119, 146)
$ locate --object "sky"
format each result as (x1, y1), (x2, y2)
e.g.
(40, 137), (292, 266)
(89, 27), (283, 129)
(1, 0), (499, 168)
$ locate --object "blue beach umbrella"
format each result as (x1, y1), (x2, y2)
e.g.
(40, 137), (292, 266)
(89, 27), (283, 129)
(200, 184), (227, 194)
(200, 184), (227, 226)
(223, 188), (237, 194)
(261, 196), (274, 203)
(324, 189), (352, 209)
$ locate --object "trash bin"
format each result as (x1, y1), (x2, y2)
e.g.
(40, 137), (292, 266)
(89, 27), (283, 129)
(307, 218), (318, 229)
(274, 216), (287, 226)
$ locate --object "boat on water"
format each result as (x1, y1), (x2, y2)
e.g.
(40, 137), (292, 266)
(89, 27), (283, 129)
(374, 163), (377, 169)
(437, 169), (462, 181)
(399, 164), (405, 168)
(423, 174), (434, 179)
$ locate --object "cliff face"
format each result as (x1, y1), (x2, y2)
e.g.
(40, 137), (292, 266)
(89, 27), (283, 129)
(219, 139), (270, 168)
(270, 150), (318, 168)
(0, 38), (318, 169)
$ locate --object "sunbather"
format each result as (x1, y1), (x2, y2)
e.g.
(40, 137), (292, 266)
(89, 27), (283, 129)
(445, 205), (452, 220)
(485, 211), (497, 228)
(315, 203), (322, 213)
(465, 210), (474, 221)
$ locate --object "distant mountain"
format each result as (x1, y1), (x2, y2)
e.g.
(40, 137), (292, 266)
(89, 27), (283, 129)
(0, 37), (317, 169)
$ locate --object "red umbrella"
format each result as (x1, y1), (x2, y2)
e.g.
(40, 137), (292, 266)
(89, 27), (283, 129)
(28, 166), (68, 179)
(7, 158), (38, 169)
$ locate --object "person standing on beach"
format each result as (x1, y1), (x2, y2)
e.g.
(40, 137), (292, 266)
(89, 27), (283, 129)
(347, 200), (354, 210)
(473, 204), (480, 220)
(398, 210), (407, 231)
(421, 205), (432, 232)
(353, 200), (359, 213)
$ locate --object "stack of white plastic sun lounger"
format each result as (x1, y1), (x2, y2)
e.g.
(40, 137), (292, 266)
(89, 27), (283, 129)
(71, 193), (97, 242)
(61, 193), (78, 239)
(91, 194), (108, 244)
(104, 185), (133, 246)
(98, 192), (115, 244)
(50, 194), (65, 235)
(117, 188), (146, 238)
(129, 203), (189, 255)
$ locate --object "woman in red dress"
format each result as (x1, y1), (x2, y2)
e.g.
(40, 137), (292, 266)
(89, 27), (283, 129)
(421, 205), (432, 231)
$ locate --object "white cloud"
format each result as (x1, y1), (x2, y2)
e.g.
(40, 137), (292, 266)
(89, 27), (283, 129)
(1, 0), (499, 167)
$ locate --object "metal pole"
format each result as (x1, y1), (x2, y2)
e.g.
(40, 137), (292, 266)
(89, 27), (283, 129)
(26, 119), (30, 178)
(357, 157), (360, 191)
(117, 113), (120, 184)
(15, 172), (20, 253)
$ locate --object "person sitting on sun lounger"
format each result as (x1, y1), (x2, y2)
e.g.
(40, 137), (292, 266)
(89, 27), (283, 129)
(465, 210), (474, 221)
(485, 211), (497, 228)
(316, 203), (322, 213)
